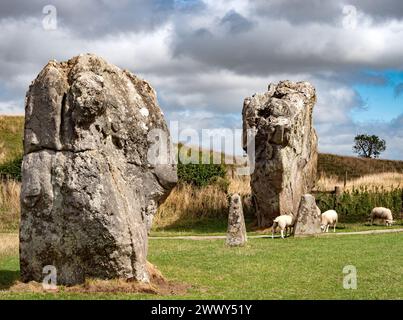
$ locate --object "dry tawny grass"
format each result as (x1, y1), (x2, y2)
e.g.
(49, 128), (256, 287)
(154, 183), (229, 228)
(228, 176), (251, 196)
(9, 262), (189, 295)
(316, 172), (403, 192)
(0, 116), (24, 134)
(0, 179), (21, 231)
(154, 177), (252, 228)
(0, 141), (5, 162)
(66, 262), (188, 295)
(0, 233), (18, 257)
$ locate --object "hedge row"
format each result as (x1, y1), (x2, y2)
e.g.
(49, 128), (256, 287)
(315, 187), (403, 222)
(0, 155), (22, 180)
(0, 151), (229, 188)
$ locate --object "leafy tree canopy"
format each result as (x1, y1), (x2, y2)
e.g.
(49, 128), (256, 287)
(353, 134), (386, 159)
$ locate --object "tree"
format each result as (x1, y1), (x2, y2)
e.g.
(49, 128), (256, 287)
(353, 134), (386, 158)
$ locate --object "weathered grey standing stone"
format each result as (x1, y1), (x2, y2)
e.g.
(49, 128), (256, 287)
(226, 193), (247, 247)
(242, 81), (318, 228)
(20, 54), (177, 285)
(293, 194), (321, 236)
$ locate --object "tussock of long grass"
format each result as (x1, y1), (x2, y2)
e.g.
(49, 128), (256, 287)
(154, 177), (252, 229)
(0, 179), (21, 231)
(0, 233), (18, 257)
(316, 172), (403, 192)
(0, 141), (5, 162)
(228, 176), (251, 196)
(9, 262), (189, 295)
(154, 183), (229, 228)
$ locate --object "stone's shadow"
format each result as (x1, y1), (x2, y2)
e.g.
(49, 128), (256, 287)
(152, 216), (257, 235)
(0, 270), (20, 290)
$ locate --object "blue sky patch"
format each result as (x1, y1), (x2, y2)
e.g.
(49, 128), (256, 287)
(352, 70), (403, 122)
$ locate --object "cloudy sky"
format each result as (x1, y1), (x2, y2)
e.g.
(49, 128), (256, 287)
(0, 0), (402, 159)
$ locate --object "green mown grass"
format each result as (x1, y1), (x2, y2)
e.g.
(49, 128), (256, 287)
(1, 232), (402, 299)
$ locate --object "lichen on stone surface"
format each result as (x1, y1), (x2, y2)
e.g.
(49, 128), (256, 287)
(243, 80), (318, 228)
(20, 54), (177, 285)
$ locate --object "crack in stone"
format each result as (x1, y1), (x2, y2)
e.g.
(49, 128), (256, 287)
(25, 147), (94, 156)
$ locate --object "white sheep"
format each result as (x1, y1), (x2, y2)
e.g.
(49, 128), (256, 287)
(320, 210), (338, 233)
(370, 207), (394, 226)
(272, 214), (294, 239)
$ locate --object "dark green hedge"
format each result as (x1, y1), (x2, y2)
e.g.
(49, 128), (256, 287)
(178, 162), (227, 187)
(315, 187), (403, 222)
(177, 145), (228, 187)
(0, 148), (229, 187)
(0, 155), (22, 180)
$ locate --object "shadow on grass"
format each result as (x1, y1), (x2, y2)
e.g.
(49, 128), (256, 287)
(152, 217), (227, 234)
(0, 269), (19, 290)
(152, 216), (257, 234)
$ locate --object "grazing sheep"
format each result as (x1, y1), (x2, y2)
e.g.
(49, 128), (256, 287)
(272, 214), (294, 239)
(320, 210), (338, 233)
(370, 207), (394, 226)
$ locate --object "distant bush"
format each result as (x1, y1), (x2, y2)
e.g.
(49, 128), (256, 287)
(0, 156), (22, 181)
(177, 146), (228, 187)
(178, 162), (227, 187)
(316, 187), (403, 222)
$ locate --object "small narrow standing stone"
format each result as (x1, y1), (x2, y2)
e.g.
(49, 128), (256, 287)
(294, 194), (321, 236)
(226, 193), (247, 246)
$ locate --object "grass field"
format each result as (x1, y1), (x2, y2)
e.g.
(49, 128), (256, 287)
(316, 172), (403, 192)
(1, 232), (402, 299)
(318, 153), (403, 180)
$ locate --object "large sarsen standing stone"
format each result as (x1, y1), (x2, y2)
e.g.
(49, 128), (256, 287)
(20, 54), (177, 285)
(242, 81), (318, 228)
